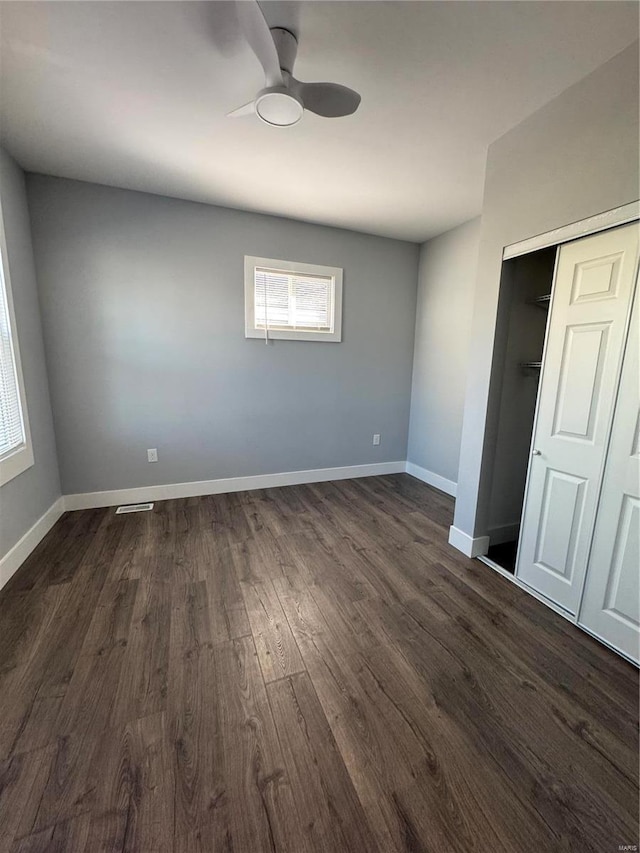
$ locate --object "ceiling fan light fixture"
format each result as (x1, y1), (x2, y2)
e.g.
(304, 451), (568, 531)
(230, 2), (361, 125)
(255, 89), (303, 127)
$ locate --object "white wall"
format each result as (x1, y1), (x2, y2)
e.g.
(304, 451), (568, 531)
(454, 41), (640, 541)
(407, 218), (480, 488)
(28, 176), (419, 497)
(0, 149), (61, 562)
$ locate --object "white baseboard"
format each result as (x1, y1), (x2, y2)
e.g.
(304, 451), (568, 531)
(405, 462), (457, 497)
(0, 497), (65, 591)
(487, 522), (520, 546)
(64, 461), (407, 511)
(448, 525), (490, 558)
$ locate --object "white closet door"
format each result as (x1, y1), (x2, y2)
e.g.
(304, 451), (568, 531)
(579, 281), (639, 663)
(516, 223), (640, 613)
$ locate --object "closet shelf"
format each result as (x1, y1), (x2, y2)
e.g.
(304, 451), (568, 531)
(528, 294), (551, 308)
(520, 361), (542, 371)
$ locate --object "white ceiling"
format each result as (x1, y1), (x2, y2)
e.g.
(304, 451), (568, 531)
(1, 2), (638, 242)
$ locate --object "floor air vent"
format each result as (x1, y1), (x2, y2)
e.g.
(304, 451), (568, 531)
(115, 503), (154, 514)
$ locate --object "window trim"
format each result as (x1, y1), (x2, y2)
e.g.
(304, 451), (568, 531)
(244, 255), (343, 342)
(0, 197), (34, 487)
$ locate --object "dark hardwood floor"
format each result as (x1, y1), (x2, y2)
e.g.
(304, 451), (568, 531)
(0, 474), (637, 852)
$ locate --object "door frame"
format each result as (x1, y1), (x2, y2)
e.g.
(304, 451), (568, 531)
(478, 201), (640, 667)
(503, 200), (639, 260)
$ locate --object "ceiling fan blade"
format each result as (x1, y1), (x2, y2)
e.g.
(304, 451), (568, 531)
(296, 82), (361, 118)
(235, 0), (283, 88)
(227, 100), (256, 118)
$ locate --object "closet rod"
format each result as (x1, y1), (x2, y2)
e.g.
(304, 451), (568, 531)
(520, 361), (542, 370)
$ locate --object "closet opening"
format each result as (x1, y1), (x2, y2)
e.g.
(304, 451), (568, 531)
(484, 245), (557, 573)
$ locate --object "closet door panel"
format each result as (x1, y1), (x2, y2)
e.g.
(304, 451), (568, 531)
(534, 469), (586, 584)
(579, 284), (640, 664)
(516, 223), (639, 614)
(552, 322), (609, 440)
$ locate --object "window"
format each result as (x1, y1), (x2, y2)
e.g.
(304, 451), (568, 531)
(0, 208), (33, 486)
(245, 256), (343, 342)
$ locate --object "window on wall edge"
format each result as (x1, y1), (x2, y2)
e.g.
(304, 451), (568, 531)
(0, 209), (34, 487)
(244, 256), (343, 342)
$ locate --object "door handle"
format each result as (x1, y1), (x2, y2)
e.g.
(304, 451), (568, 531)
(532, 449), (542, 456)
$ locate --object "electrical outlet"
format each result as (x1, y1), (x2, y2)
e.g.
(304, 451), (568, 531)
(373, 434), (381, 446)
(147, 448), (158, 463)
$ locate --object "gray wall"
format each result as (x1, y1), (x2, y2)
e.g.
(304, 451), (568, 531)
(0, 149), (60, 559)
(454, 41), (640, 539)
(27, 176), (419, 496)
(407, 218), (480, 484)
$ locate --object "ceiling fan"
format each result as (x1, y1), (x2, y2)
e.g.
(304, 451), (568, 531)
(228, 0), (361, 127)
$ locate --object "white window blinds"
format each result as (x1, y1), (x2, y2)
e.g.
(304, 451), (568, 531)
(0, 259), (25, 459)
(254, 268), (333, 332)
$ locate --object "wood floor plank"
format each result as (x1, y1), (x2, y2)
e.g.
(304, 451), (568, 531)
(78, 578), (139, 658)
(83, 712), (173, 853)
(0, 585), (70, 759)
(0, 510), (102, 600)
(267, 672), (381, 853)
(205, 546), (251, 642)
(218, 492), (253, 546)
(53, 579), (138, 740)
(103, 511), (156, 584)
(11, 694), (64, 757)
(239, 578), (306, 683)
(15, 731), (97, 837)
(354, 598), (572, 852)
(426, 567), (638, 772)
(163, 586), (235, 841)
(193, 511), (251, 641)
(365, 589), (637, 852)
(109, 579), (171, 729)
(10, 814), (90, 853)
(354, 635), (549, 853)
(241, 489), (289, 539)
(0, 747), (56, 853)
(289, 630), (430, 851)
(175, 820), (234, 853)
(0, 585), (65, 678)
(412, 586), (639, 845)
(30, 566), (109, 702)
(167, 633), (221, 839)
(213, 636), (307, 853)
(272, 571), (329, 647)
(169, 581), (213, 659)
(1, 475), (637, 852)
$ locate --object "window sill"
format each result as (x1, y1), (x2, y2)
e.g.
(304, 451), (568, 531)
(245, 328), (341, 342)
(0, 443), (34, 487)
